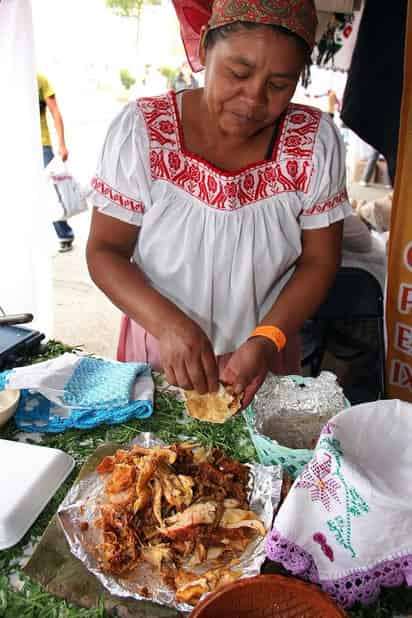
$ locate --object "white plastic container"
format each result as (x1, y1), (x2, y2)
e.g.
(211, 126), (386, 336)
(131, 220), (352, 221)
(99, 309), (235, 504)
(0, 439), (74, 550)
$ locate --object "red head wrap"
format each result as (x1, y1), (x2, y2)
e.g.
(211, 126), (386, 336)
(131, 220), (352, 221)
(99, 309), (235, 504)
(172, 0), (317, 72)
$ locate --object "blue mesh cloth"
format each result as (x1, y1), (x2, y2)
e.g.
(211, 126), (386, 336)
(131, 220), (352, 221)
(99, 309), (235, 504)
(61, 357), (141, 409)
(0, 357), (153, 432)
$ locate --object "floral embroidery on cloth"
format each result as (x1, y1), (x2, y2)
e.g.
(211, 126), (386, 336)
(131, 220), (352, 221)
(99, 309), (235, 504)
(137, 92), (330, 211)
(296, 435), (369, 558)
(296, 452), (341, 512)
(90, 177), (145, 213)
(265, 399), (412, 608)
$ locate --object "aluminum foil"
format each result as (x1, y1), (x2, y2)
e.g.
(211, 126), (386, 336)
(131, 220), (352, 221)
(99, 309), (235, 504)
(254, 372), (347, 449)
(58, 433), (282, 614)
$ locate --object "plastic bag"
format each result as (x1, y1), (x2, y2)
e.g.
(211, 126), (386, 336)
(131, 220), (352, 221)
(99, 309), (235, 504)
(46, 157), (88, 221)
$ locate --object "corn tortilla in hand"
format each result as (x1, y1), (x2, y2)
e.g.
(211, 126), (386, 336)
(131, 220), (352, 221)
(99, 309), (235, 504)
(184, 383), (242, 423)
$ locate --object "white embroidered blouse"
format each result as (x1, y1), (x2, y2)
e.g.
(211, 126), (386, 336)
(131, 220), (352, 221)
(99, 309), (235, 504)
(90, 90), (352, 355)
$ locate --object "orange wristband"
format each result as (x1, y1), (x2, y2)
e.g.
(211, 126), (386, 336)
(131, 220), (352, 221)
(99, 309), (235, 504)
(250, 325), (287, 352)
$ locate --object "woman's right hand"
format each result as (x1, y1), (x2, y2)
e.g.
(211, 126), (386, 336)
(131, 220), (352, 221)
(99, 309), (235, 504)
(158, 320), (219, 394)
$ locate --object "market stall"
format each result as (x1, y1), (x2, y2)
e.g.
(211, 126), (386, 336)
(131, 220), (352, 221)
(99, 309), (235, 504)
(2, 344), (412, 617)
(2, 0), (412, 615)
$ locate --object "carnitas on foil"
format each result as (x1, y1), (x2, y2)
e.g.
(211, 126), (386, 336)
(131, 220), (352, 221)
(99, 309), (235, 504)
(58, 433), (281, 613)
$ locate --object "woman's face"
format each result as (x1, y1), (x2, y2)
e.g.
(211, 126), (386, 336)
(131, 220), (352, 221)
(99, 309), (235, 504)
(200, 26), (306, 138)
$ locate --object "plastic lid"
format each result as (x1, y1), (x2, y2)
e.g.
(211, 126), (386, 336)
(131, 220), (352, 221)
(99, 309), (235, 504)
(0, 439), (74, 550)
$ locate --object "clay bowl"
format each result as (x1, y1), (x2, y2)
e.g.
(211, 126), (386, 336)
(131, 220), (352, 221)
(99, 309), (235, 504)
(189, 574), (347, 618)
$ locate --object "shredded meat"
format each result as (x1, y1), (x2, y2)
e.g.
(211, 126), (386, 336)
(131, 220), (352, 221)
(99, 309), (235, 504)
(92, 442), (265, 605)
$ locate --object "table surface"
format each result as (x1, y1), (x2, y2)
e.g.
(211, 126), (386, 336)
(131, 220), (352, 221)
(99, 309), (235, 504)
(1, 342), (412, 618)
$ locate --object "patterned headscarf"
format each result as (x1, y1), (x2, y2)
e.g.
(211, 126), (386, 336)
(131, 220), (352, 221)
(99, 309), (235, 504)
(172, 0), (318, 72)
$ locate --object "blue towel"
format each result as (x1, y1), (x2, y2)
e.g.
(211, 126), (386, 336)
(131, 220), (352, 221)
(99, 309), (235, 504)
(0, 353), (154, 432)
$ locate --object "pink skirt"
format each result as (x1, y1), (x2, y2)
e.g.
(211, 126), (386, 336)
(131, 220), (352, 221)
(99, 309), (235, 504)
(117, 315), (301, 375)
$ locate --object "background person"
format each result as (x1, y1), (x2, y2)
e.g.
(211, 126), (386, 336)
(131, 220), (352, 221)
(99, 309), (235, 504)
(172, 61), (199, 91)
(37, 73), (74, 251)
(359, 147), (392, 189)
(86, 0), (352, 407)
(312, 88), (340, 119)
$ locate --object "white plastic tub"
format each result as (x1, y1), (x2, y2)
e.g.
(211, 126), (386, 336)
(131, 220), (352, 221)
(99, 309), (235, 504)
(0, 439), (74, 550)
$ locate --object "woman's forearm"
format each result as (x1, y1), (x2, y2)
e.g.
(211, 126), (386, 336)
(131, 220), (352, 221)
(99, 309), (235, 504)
(259, 222), (343, 337)
(260, 256), (339, 337)
(86, 247), (193, 338)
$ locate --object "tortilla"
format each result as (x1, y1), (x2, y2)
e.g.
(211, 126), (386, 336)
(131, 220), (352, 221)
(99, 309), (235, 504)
(184, 383), (242, 424)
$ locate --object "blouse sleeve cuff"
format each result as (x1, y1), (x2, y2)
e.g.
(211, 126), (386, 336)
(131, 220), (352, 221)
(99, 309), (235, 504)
(90, 176), (144, 226)
(300, 188), (353, 230)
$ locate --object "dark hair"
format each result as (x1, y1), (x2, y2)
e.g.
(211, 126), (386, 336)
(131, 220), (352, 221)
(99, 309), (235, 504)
(204, 22), (311, 87)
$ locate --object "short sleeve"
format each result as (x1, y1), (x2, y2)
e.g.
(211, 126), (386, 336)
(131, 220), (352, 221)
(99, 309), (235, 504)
(37, 74), (54, 101)
(89, 102), (151, 226)
(299, 113), (352, 230)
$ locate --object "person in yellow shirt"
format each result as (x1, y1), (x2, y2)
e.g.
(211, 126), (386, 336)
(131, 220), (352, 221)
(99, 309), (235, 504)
(37, 73), (74, 251)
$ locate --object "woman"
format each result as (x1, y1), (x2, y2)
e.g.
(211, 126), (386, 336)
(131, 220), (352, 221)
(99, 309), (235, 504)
(87, 0), (352, 407)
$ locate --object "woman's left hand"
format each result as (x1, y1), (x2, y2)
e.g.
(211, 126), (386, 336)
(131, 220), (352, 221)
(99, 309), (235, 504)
(219, 337), (277, 408)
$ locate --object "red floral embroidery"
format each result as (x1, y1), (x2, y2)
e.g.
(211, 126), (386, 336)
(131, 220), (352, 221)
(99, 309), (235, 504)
(189, 164), (201, 182)
(244, 173), (254, 190)
(138, 93), (322, 211)
(264, 167), (277, 182)
(313, 533), (335, 562)
(158, 120), (174, 134)
(151, 99), (169, 111)
(150, 151), (158, 167)
(286, 160), (298, 177)
(289, 112), (307, 125)
(91, 177), (144, 213)
(285, 135), (303, 147)
(225, 182), (237, 199)
(207, 175), (217, 193)
(303, 188), (349, 217)
(168, 152), (180, 172)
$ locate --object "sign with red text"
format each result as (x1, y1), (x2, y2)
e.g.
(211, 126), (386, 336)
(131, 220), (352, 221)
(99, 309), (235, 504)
(386, 9), (412, 400)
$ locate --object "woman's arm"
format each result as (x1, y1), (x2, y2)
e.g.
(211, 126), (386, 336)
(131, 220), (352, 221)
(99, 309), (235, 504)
(221, 221), (344, 404)
(86, 209), (218, 392)
(259, 220), (343, 336)
(45, 95), (68, 161)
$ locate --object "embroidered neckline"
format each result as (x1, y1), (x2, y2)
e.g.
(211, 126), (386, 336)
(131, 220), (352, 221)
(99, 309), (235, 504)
(136, 93), (328, 211)
(169, 89), (287, 178)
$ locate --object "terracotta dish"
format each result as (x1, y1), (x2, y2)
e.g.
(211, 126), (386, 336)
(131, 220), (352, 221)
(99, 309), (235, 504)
(189, 574), (347, 617)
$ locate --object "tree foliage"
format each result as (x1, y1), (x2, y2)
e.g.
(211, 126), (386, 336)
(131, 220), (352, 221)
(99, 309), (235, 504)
(106, 0), (160, 18)
(120, 68), (136, 89)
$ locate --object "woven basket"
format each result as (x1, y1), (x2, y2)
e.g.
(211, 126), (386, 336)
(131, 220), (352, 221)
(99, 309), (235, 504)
(189, 574), (347, 618)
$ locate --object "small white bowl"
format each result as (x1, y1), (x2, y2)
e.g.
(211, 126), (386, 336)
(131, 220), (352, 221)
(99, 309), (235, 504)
(0, 390), (20, 427)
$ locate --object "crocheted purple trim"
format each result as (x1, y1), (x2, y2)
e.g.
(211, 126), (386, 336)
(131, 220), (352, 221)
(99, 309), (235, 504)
(266, 528), (412, 608)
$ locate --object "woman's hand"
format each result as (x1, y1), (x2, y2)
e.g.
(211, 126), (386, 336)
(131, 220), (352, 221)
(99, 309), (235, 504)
(158, 320), (219, 394)
(220, 337), (277, 407)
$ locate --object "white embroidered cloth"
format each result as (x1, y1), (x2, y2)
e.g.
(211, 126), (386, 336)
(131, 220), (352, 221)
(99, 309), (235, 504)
(266, 399), (412, 608)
